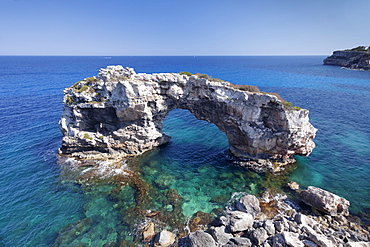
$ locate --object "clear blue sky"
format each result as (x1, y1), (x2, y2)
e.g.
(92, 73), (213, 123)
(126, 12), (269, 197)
(1, 0), (369, 56)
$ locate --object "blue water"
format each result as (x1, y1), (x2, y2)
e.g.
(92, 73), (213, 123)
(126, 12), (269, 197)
(0, 56), (369, 246)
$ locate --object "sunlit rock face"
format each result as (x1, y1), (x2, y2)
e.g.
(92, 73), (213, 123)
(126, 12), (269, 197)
(59, 66), (317, 171)
(324, 46), (370, 70)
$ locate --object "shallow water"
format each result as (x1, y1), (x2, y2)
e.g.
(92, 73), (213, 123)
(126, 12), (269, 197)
(0, 56), (369, 246)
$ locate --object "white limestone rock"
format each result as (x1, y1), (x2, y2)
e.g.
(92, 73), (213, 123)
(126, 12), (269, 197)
(226, 211), (254, 232)
(300, 186), (350, 216)
(59, 66), (317, 172)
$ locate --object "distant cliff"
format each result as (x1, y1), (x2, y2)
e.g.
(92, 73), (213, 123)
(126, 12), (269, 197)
(324, 46), (370, 70)
(59, 66), (317, 172)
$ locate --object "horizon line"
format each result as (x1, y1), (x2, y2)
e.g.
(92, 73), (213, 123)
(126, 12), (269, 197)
(0, 54), (328, 57)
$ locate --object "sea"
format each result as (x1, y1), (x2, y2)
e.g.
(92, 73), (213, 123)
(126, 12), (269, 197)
(0, 56), (369, 246)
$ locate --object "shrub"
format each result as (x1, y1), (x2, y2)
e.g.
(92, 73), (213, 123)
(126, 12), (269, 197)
(232, 84), (260, 93)
(66, 96), (74, 105)
(85, 77), (98, 83)
(179, 71), (193, 76)
(209, 77), (224, 82)
(72, 81), (83, 90)
(282, 101), (302, 111)
(79, 85), (89, 92)
(83, 133), (93, 140)
(198, 73), (209, 79)
(346, 46), (369, 52)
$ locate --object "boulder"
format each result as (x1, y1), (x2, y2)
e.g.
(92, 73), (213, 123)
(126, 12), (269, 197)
(236, 195), (261, 217)
(300, 186), (350, 216)
(287, 181), (300, 190)
(250, 228), (268, 245)
(302, 240), (319, 247)
(271, 233), (287, 247)
(294, 213), (316, 227)
(209, 225), (232, 246)
(142, 221), (155, 242)
(303, 225), (335, 247)
(188, 230), (216, 247)
(226, 211), (254, 232)
(154, 230), (175, 247)
(264, 220), (276, 235)
(282, 231), (304, 247)
(223, 237), (252, 247)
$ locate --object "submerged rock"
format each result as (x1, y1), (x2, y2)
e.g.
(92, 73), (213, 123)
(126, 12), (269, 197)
(142, 221), (155, 242)
(59, 66), (317, 172)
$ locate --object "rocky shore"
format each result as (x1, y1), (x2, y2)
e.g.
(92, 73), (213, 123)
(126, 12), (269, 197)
(144, 186), (369, 247)
(59, 66), (317, 172)
(324, 46), (370, 70)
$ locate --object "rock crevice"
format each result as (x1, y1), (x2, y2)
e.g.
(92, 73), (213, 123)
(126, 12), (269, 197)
(59, 66), (317, 171)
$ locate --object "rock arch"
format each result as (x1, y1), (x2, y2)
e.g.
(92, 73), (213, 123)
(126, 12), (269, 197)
(59, 66), (317, 171)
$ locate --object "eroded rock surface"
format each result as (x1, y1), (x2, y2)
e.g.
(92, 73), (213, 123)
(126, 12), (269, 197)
(59, 65), (317, 171)
(178, 190), (369, 247)
(300, 186), (350, 216)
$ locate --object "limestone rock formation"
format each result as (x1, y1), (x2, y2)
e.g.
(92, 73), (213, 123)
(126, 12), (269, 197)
(324, 46), (370, 70)
(235, 195), (261, 217)
(300, 186), (350, 216)
(59, 65), (317, 171)
(178, 191), (370, 247)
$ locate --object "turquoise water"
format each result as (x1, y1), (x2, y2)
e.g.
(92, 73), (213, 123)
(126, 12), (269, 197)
(0, 56), (369, 246)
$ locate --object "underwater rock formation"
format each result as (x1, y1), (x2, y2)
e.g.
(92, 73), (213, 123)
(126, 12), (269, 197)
(59, 65), (317, 171)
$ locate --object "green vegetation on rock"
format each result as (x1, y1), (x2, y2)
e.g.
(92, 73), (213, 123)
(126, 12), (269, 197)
(282, 101), (302, 111)
(83, 133), (92, 140)
(179, 71), (193, 76)
(232, 84), (260, 93)
(345, 46), (370, 52)
(66, 96), (74, 105)
(179, 71), (225, 82)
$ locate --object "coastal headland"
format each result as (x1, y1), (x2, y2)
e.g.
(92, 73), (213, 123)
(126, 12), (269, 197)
(59, 65), (317, 173)
(324, 46), (370, 70)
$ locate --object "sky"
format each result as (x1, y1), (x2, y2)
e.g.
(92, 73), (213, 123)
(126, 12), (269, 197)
(1, 0), (369, 56)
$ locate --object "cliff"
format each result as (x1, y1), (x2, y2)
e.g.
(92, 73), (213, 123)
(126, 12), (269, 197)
(59, 66), (317, 172)
(324, 46), (370, 70)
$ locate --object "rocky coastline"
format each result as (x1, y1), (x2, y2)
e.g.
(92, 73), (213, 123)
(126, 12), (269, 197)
(144, 186), (370, 247)
(324, 46), (370, 71)
(59, 65), (317, 173)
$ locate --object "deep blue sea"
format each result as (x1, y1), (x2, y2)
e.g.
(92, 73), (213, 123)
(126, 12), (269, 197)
(0, 56), (369, 246)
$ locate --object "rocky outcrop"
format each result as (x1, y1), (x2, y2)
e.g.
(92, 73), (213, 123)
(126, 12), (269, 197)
(178, 191), (370, 247)
(59, 65), (317, 171)
(324, 46), (370, 70)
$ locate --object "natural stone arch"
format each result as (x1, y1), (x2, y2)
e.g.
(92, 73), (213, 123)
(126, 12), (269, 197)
(59, 66), (317, 171)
